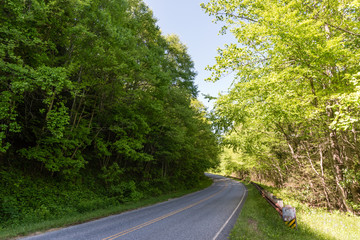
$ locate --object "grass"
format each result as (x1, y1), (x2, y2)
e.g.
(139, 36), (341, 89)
(230, 180), (360, 240)
(0, 177), (213, 240)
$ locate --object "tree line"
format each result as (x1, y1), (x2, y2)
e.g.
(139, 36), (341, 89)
(0, 0), (220, 224)
(202, 0), (360, 213)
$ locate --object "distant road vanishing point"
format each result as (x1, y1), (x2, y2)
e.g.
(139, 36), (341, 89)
(22, 174), (247, 240)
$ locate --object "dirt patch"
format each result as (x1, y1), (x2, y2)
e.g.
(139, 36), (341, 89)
(248, 218), (261, 234)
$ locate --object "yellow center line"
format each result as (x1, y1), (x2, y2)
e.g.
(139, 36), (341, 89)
(102, 181), (229, 240)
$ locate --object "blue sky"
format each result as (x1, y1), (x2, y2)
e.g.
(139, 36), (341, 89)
(142, 0), (235, 110)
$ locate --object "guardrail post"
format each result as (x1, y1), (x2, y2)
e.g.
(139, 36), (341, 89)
(282, 205), (297, 229)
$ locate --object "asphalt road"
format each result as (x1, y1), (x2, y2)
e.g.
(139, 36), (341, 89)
(22, 174), (247, 240)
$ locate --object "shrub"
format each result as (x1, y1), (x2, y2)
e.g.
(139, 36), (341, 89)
(109, 181), (143, 202)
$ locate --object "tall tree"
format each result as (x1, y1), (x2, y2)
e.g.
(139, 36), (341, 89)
(202, 0), (360, 212)
(0, 0), (219, 184)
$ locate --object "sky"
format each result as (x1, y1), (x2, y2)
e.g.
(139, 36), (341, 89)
(142, 0), (236, 110)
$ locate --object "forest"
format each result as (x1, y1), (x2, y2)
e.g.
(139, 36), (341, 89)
(0, 0), (220, 226)
(202, 0), (360, 213)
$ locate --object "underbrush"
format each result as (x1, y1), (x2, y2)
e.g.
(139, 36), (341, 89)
(230, 181), (360, 240)
(0, 168), (212, 239)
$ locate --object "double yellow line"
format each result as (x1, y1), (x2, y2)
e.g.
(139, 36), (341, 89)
(102, 182), (228, 240)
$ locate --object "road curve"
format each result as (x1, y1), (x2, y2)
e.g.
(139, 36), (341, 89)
(22, 174), (247, 240)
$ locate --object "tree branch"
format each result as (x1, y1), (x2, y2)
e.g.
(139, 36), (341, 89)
(327, 23), (360, 36)
(217, 12), (258, 23)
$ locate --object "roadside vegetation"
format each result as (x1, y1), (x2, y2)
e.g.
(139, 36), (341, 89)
(202, 0), (360, 213)
(0, 0), (220, 236)
(230, 181), (360, 240)
(0, 176), (212, 239)
(204, 0), (360, 237)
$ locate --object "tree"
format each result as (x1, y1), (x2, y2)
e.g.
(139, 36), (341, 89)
(202, 0), (360, 212)
(0, 0), (219, 185)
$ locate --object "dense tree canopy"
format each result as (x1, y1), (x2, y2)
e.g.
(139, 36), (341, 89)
(202, 0), (360, 213)
(0, 0), (220, 224)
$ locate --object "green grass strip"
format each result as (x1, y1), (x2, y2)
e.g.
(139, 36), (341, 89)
(0, 178), (212, 240)
(229, 181), (352, 240)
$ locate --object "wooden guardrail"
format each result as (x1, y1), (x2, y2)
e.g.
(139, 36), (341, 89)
(251, 182), (284, 216)
(229, 176), (297, 229)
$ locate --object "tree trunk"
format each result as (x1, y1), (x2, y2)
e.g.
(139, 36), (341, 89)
(329, 129), (352, 212)
(326, 103), (352, 212)
(319, 145), (332, 208)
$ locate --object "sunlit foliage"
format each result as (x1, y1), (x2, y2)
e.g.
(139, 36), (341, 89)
(202, 0), (360, 213)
